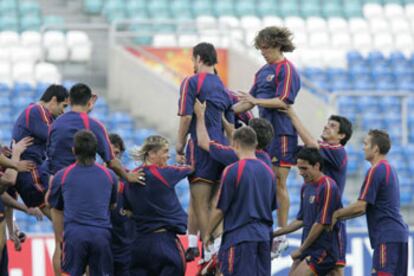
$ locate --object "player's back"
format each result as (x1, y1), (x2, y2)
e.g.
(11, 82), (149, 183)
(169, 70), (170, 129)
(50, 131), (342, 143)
(12, 103), (53, 164)
(45, 111), (113, 174)
(124, 164), (192, 235)
(220, 159), (276, 233)
(56, 163), (117, 229)
(360, 160), (408, 247)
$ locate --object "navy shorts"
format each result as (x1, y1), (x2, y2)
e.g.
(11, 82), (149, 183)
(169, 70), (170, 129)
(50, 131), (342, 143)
(372, 242), (408, 276)
(0, 246), (8, 276)
(129, 231), (186, 276)
(219, 241), (271, 276)
(305, 249), (337, 276)
(268, 135), (298, 167)
(336, 222), (347, 267)
(186, 139), (224, 184)
(61, 224), (113, 276)
(15, 167), (48, 208)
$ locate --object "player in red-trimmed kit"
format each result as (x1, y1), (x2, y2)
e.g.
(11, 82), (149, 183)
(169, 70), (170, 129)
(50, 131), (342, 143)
(284, 107), (352, 275)
(331, 130), (409, 276)
(233, 26), (301, 254)
(176, 43), (234, 261)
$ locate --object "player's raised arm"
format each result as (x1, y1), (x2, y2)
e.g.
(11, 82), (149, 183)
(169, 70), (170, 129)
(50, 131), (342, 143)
(284, 106), (319, 148)
(193, 99), (210, 151)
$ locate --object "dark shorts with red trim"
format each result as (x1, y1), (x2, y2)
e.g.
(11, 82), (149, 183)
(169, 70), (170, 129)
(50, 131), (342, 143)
(268, 135), (298, 167)
(304, 249), (337, 276)
(62, 224), (113, 276)
(336, 222), (347, 267)
(15, 167), (49, 208)
(129, 231), (186, 276)
(219, 241), (271, 276)
(372, 242), (408, 276)
(186, 139), (224, 184)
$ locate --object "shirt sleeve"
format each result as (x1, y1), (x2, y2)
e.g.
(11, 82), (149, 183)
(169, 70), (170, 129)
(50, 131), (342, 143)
(178, 77), (197, 116)
(209, 141), (238, 166)
(249, 74), (258, 97)
(316, 180), (339, 225)
(296, 185), (305, 221)
(319, 144), (346, 170)
(275, 63), (296, 104)
(47, 173), (64, 210)
(358, 165), (384, 204)
(27, 107), (50, 142)
(161, 165), (193, 186)
(92, 119), (115, 163)
(110, 171), (118, 205)
(217, 165), (237, 213)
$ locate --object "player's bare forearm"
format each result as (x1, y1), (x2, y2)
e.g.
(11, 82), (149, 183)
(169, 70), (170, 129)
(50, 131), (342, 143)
(108, 158), (127, 179)
(0, 154), (18, 171)
(222, 115), (235, 140)
(176, 115), (192, 154)
(287, 108), (319, 148)
(298, 223), (326, 253)
(1, 193), (27, 213)
(273, 220), (304, 237)
(255, 98), (288, 109)
(232, 101), (254, 114)
(334, 200), (367, 221)
(195, 114), (211, 151)
(51, 209), (64, 243)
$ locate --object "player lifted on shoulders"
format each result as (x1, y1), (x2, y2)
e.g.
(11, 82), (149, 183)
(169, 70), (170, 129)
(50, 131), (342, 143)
(233, 26), (301, 254)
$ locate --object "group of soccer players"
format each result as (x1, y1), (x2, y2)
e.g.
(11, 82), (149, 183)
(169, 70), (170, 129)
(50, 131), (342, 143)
(0, 24), (407, 276)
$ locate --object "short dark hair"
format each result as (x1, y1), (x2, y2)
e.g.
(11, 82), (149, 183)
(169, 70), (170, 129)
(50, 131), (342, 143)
(254, 26), (295, 52)
(69, 83), (92, 106)
(248, 118), (274, 150)
(109, 133), (125, 153)
(193, 42), (218, 66)
(329, 115), (353, 146)
(232, 126), (258, 149)
(74, 130), (97, 160)
(297, 147), (324, 171)
(368, 129), (391, 155)
(40, 84), (69, 103)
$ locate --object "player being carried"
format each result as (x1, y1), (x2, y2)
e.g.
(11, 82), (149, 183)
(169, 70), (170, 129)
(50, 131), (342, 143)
(233, 26), (301, 254)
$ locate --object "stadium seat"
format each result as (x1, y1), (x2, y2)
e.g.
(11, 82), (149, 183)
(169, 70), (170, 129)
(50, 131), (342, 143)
(12, 62), (35, 86)
(369, 18), (390, 34)
(83, 0), (103, 14)
(262, 16), (283, 27)
(152, 34), (177, 47)
(327, 17), (349, 33)
(279, 1), (300, 17)
(284, 16), (306, 33)
(363, 3), (384, 19)
(384, 3), (405, 18)
(218, 15), (240, 28)
(240, 16), (261, 31)
(390, 18), (411, 35)
(178, 34), (199, 47)
(34, 62), (61, 84)
(19, 1), (41, 17)
(20, 15), (42, 31)
(308, 32), (330, 49)
(257, 0), (279, 17)
(322, 2), (343, 18)
(348, 18), (370, 34)
(306, 17), (328, 33)
(10, 46), (37, 63)
(405, 3), (414, 18)
(331, 33), (352, 50)
(42, 16), (65, 30)
(343, 2), (363, 18)
(0, 63), (12, 86)
(0, 31), (19, 48)
(169, 0), (192, 18)
(352, 33), (373, 52)
(192, 0), (214, 17)
(235, 0), (256, 17)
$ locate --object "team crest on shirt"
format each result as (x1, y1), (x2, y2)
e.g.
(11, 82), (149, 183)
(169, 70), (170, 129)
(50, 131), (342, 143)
(371, 268), (377, 273)
(266, 74), (275, 82)
(272, 157), (278, 163)
(309, 196), (315, 204)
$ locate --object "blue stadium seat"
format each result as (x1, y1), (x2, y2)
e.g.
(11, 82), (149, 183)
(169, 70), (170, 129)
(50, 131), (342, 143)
(380, 96), (401, 113)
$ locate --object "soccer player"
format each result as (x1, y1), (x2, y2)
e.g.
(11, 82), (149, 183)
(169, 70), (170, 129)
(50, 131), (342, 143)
(42, 83), (142, 183)
(205, 126), (277, 276)
(47, 130), (118, 276)
(331, 130), (409, 276)
(109, 133), (134, 276)
(12, 84), (69, 217)
(284, 107), (352, 271)
(233, 26), (301, 252)
(194, 99), (273, 167)
(124, 135), (193, 275)
(274, 147), (341, 276)
(176, 43), (234, 256)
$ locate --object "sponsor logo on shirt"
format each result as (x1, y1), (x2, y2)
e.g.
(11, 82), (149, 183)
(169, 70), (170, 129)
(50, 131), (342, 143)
(266, 74), (275, 82)
(309, 196), (315, 204)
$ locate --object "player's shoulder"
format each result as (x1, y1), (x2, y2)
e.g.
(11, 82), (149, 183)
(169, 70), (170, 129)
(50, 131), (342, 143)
(319, 141), (344, 151)
(322, 175), (338, 190)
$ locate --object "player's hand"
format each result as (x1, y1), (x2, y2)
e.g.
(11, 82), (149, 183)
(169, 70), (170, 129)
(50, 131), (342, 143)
(27, 207), (43, 221)
(238, 91), (257, 105)
(0, 146), (12, 157)
(290, 249), (302, 260)
(10, 233), (22, 252)
(194, 99), (206, 118)
(12, 137), (34, 156)
(126, 170), (146, 186)
(176, 153), (186, 164)
(15, 160), (36, 172)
